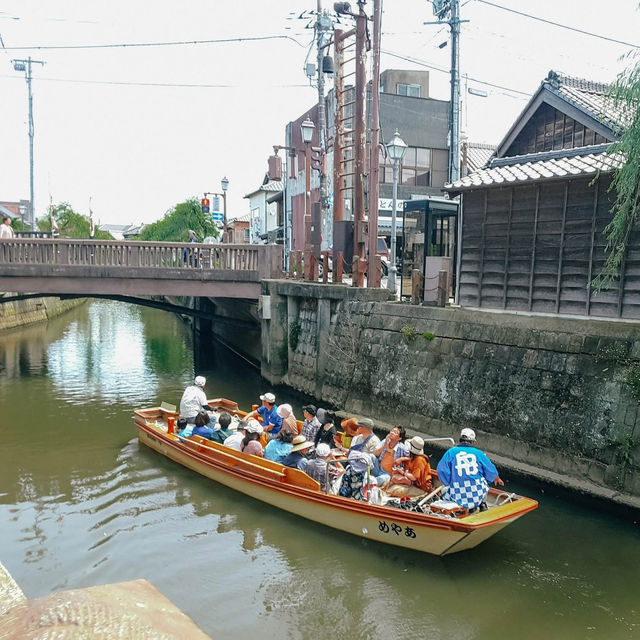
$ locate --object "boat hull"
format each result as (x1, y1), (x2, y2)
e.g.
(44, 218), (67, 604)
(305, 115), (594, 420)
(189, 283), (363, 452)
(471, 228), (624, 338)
(135, 409), (538, 556)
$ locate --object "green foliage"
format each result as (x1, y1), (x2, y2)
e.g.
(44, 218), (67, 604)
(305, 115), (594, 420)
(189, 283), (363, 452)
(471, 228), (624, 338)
(625, 365), (640, 402)
(401, 324), (418, 343)
(607, 432), (637, 489)
(289, 320), (302, 351)
(10, 218), (27, 232)
(595, 341), (629, 363)
(277, 336), (289, 366)
(38, 202), (112, 239)
(139, 198), (219, 242)
(423, 332), (435, 340)
(593, 341), (640, 402)
(593, 51), (640, 290)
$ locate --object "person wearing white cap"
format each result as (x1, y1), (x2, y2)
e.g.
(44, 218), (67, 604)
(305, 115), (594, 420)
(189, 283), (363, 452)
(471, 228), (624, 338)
(179, 375), (212, 424)
(305, 443), (342, 493)
(246, 392), (282, 436)
(436, 428), (504, 510)
(305, 443), (332, 485)
(224, 419), (250, 451)
(241, 419), (264, 457)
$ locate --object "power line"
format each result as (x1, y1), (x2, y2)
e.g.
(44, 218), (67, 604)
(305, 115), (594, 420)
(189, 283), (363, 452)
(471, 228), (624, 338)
(0, 34), (305, 51)
(382, 48), (531, 97)
(0, 73), (309, 89)
(475, 0), (640, 49)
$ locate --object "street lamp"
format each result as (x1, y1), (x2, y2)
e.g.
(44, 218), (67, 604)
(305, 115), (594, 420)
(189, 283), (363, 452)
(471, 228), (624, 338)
(221, 176), (229, 240)
(13, 56), (45, 230)
(301, 119), (316, 280)
(385, 129), (407, 295)
(203, 176), (229, 242)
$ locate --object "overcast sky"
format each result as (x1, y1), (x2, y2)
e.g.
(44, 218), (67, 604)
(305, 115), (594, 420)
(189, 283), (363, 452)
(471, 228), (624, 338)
(1, 0), (638, 228)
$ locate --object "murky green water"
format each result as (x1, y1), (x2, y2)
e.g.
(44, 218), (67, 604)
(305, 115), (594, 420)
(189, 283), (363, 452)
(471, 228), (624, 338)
(1, 301), (639, 639)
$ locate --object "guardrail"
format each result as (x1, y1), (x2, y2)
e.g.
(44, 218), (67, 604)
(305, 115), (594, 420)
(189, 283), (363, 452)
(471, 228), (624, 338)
(0, 238), (284, 280)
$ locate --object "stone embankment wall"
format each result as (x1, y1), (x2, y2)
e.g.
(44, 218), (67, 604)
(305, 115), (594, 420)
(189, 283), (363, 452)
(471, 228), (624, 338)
(261, 280), (640, 507)
(0, 296), (85, 332)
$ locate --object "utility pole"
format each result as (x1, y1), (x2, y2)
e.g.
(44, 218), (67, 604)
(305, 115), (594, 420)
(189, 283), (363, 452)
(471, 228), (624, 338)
(13, 57), (45, 230)
(367, 0), (382, 288)
(449, 0), (461, 183)
(316, 2), (331, 251)
(428, 1), (465, 183)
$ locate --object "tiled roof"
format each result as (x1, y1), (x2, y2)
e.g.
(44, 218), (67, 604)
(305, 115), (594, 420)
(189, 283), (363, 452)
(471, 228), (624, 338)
(228, 214), (250, 223)
(244, 181), (283, 198)
(545, 70), (626, 132)
(0, 205), (17, 218)
(261, 181), (283, 192)
(463, 142), (496, 173)
(447, 143), (622, 192)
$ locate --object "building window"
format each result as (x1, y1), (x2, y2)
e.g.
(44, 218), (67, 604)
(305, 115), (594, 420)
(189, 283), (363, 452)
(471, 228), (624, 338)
(244, 228), (250, 242)
(396, 83), (421, 98)
(381, 146), (432, 186)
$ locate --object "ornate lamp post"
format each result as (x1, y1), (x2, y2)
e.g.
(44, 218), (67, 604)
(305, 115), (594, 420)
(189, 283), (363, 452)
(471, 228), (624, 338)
(301, 119), (316, 280)
(385, 129), (407, 295)
(221, 176), (229, 235)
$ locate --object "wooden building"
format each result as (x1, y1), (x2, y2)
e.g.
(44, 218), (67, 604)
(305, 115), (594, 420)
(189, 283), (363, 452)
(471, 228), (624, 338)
(446, 71), (635, 319)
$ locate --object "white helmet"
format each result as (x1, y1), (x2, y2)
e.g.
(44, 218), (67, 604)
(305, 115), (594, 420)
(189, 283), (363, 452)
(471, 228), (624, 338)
(194, 376), (206, 388)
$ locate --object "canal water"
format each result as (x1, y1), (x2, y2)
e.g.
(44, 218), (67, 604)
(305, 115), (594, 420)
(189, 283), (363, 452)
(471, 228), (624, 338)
(1, 300), (639, 639)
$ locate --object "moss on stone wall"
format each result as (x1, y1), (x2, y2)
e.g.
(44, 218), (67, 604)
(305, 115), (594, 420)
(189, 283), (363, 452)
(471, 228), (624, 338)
(269, 290), (640, 499)
(0, 296), (86, 332)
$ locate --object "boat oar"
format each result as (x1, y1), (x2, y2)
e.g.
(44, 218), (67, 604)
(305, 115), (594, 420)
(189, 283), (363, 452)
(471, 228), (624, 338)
(417, 484), (444, 508)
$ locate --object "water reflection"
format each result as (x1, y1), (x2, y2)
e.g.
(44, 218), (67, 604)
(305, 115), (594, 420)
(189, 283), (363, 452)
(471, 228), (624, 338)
(48, 304), (159, 405)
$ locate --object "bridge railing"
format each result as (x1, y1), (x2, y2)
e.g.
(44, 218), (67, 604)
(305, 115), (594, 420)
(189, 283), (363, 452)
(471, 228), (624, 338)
(0, 238), (283, 278)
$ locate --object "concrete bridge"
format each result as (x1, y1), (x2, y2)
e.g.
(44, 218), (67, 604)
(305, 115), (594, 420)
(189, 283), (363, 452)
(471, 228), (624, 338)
(0, 238), (283, 299)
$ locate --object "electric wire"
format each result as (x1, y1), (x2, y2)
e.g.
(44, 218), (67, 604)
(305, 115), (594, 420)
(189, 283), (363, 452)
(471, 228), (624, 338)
(0, 74), (309, 89)
(0, 34), (305, 51)
(382, 48), (531, 97)
(475, 0), (640, 49)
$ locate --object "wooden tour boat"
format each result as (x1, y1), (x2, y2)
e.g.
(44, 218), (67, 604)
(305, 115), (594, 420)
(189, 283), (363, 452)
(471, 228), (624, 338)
(134, 399), (538, 556)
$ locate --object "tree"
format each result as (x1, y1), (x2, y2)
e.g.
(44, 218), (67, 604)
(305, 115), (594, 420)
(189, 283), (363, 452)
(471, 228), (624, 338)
(597, 52), (640, 288)
(139, 198), (219, 242)
(37, 202), (113, 239)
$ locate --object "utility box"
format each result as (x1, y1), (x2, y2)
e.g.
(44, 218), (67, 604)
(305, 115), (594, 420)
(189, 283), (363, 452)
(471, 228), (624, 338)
(268, 155), (282, 182)
(401, 197), (459, 302)
(333, 220), (354, 274)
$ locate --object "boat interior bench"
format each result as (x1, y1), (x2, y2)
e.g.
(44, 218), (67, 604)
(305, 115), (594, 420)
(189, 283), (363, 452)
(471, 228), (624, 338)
(185, 435), (321, 491)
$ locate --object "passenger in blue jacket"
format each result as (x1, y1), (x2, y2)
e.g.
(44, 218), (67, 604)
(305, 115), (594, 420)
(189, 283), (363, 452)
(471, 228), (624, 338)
(191, 411), (215, 439)
(436, 428), (504, 509)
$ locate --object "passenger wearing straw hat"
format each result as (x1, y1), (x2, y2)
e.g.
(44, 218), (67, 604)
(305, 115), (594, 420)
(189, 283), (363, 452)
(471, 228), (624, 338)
(282, 435), (313, 470)
(386, 436), (432, 497)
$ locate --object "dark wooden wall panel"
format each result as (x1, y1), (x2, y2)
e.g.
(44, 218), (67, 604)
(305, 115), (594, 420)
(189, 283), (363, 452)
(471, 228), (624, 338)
(505, 103), (610, 157)
(457, 174), (640, 319)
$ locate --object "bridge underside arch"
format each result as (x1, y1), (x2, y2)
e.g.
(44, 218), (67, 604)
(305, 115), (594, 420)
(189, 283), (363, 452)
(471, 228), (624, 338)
(0, 292), (257, 329)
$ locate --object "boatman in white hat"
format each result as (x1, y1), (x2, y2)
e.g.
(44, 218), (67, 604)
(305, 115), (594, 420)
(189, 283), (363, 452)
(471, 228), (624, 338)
(436, 428), (504, 511)
(179, 375), (213, 424)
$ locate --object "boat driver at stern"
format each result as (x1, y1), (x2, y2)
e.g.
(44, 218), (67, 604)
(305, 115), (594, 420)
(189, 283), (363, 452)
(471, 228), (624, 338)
(436, 428), (504, 512)
(179, 375), (213, 424)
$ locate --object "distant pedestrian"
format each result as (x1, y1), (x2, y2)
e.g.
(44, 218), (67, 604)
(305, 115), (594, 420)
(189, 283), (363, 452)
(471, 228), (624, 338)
(183, 229), (198, 266)
(0, 216), (14, 239)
